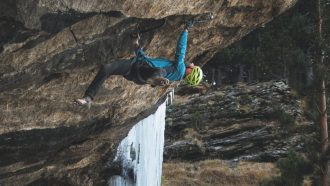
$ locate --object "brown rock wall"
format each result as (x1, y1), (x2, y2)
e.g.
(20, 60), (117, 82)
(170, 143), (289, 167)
(0, 1), (297, 185)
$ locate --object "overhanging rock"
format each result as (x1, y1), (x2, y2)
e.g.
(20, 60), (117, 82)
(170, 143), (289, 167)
(0, 1), (298, 185)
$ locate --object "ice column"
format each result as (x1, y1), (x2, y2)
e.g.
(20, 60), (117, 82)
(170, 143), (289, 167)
(108, 90), (173, 186)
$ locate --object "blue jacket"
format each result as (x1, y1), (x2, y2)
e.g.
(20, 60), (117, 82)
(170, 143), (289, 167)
(134, 31), (188, 81)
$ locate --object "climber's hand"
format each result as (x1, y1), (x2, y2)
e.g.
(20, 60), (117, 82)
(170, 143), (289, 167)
(188, 63), (195, 68)
(184, 20), (194, 30)
(130, 30), (141, 39)
(132, 33), (141, 50)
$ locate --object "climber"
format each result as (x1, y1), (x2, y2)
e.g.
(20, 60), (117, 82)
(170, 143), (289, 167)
(75, 21), (203, 106)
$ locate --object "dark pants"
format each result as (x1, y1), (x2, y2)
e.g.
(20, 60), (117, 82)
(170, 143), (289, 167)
(84, 59), (132, 99)
(84, 59), (166, 99)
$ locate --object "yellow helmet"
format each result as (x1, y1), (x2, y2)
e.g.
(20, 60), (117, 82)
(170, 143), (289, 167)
(185, 66), (203, 86)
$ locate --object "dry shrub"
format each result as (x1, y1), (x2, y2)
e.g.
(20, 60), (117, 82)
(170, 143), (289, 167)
(162, 160), (277, 186)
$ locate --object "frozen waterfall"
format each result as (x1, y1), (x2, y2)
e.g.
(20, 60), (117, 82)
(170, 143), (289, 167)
(108, 91), (173, 186)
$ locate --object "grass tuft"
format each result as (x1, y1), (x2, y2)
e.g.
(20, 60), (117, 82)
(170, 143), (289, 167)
(162, 160), (277, 186)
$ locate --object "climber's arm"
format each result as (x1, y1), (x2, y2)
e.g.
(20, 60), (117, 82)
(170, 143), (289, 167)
(174, 29), (188, 67)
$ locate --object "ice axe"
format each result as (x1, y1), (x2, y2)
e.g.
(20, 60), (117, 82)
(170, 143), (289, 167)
(185, 12), (214, 29)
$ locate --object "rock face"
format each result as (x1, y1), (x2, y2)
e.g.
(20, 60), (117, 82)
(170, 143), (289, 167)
(0, 1), (297, 185)
(164, 81), (313, 162)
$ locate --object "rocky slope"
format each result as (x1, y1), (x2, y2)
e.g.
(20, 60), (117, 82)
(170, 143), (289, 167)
(0, 1), (297, 185)
(164, 81), (313, 162)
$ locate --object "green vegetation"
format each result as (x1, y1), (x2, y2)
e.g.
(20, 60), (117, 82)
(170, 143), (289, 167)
(261, 151), (313, 186)
(276, 151), (313, 186)
(271, 106), (296, 130)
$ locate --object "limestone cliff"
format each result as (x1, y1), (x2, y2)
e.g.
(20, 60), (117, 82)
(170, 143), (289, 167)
(0, 0), (297, 185)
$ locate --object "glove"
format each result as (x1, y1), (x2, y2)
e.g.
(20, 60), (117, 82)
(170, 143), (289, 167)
(130, 31), (140, 39)
(184, 20), (194, 30)
(131, 33), (141, 49)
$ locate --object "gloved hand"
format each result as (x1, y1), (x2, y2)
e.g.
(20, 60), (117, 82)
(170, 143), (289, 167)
(184, 20), (194, 30)
(132, 33), (141, 50)
(130, 30), (140, 39)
